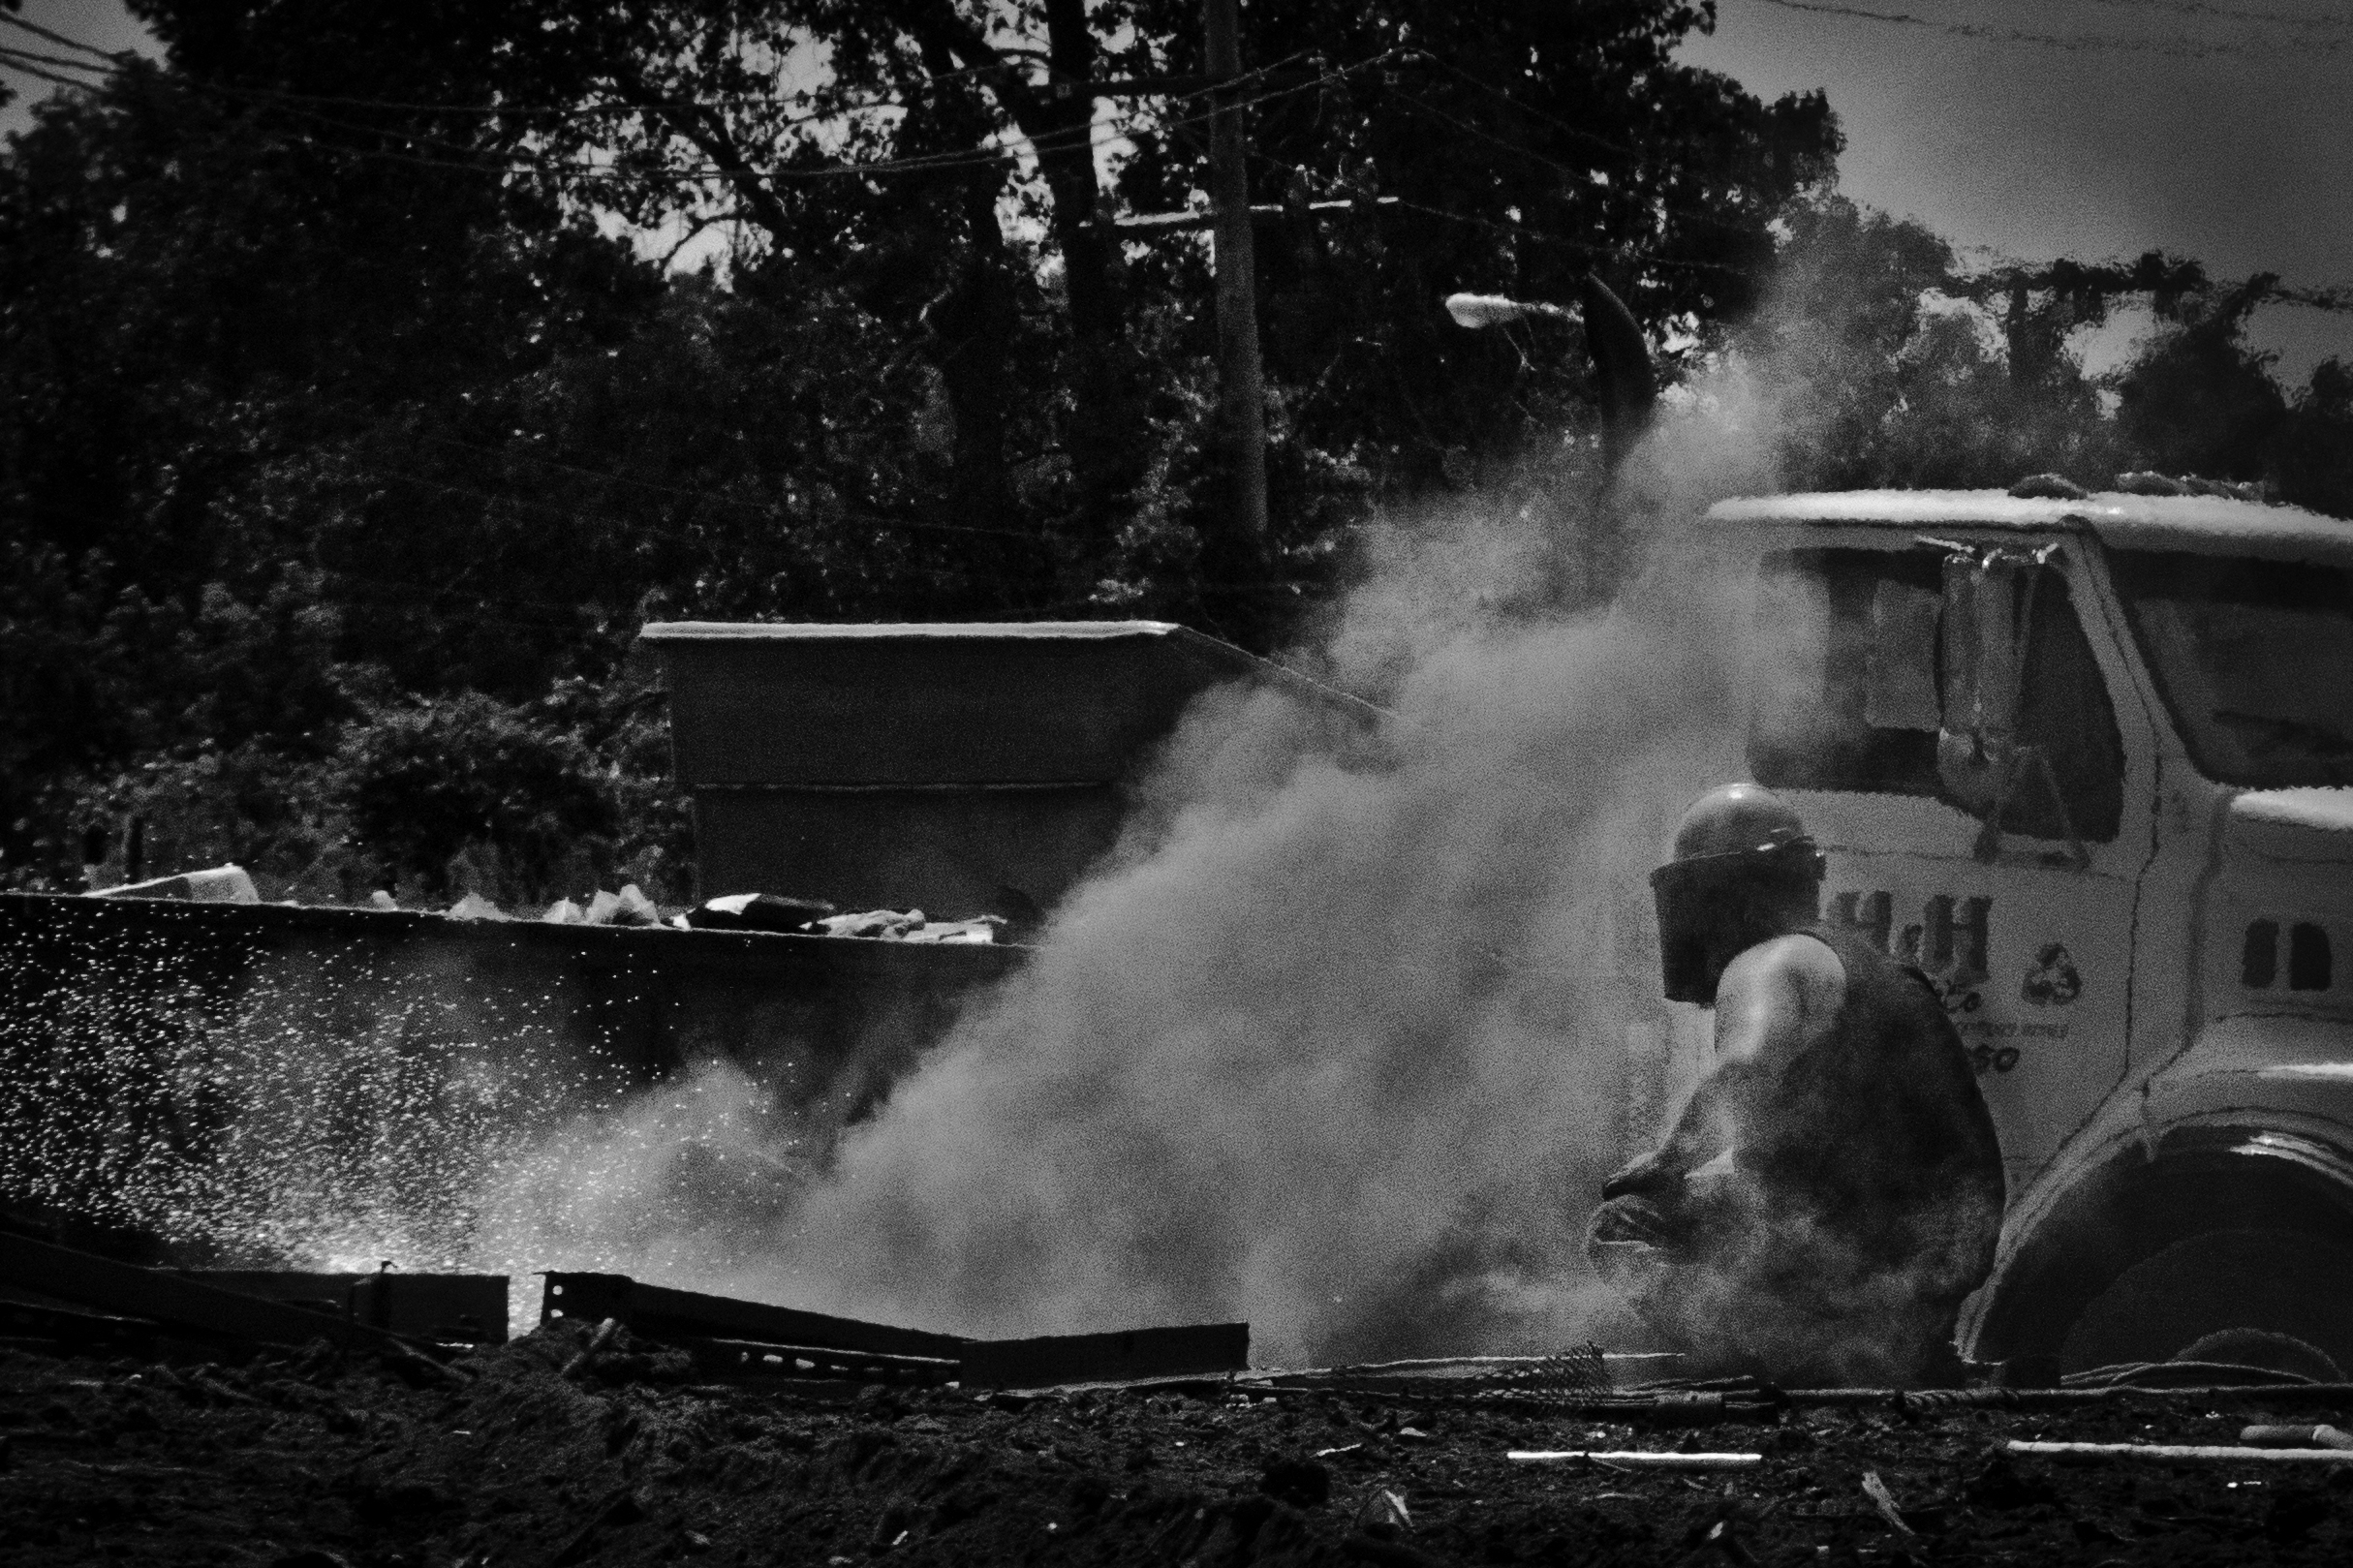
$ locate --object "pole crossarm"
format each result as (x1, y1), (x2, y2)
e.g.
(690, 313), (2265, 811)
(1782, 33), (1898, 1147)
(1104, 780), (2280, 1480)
(1112, 196), (1396, 234)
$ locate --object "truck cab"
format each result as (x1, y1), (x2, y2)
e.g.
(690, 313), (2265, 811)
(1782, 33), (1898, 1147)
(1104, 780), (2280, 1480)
(1699, 487), (2353, 1372)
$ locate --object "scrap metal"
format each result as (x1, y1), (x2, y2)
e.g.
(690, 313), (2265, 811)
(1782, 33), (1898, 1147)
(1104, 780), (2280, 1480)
(539, 1271), (1247, 1390)
(186, 1269), (509, 1344)
(0, 1228), (455, 1363)
(960, 1322), (1250, 1389)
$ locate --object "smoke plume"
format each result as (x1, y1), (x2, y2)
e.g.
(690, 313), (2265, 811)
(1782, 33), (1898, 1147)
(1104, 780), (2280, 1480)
(5, 267), (1871, 1362)
(468, 457), (1772, 1364)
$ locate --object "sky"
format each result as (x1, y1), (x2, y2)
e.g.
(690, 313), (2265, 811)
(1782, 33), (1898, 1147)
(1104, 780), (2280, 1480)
(5, 0), (2350, 382)
(1678, 0), (2353, 381)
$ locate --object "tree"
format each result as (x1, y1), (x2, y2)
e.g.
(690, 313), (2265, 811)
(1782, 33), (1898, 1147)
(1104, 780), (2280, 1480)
(124, 0), (1153, 559)
(2112, 278), (2289, 484)
(2271, 357), (2353, 518)
(120, 0), (1842, 620)
(0, 3), (1935, 893)
(1736, 198), (2121, 492)
(1099, 0), (1842, 627)
(0, 47), (658, 885)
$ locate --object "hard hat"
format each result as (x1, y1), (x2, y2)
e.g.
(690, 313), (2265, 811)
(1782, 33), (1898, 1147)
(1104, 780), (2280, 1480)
(1667, 782), (1814, 865)
(1650, 783), (1824, 1005)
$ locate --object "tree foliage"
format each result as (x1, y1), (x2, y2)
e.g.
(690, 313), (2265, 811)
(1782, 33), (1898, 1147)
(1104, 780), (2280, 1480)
(0, 2), (2342, 900)
(1746, 199), (2121, 490)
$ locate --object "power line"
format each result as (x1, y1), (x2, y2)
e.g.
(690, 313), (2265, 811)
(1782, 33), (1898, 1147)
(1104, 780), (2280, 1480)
(2059, 0), (2353, 32)
(1750, 0), (2350, 54)
(198, 49), (1329, 123)
(0, 53), (101, 96)
(0, 10), (1338, 135)
(1399, 50), (1637, 162)
(1280, 145), (2353, 313)
(0, 11), (1325, 124)
(3, 37), (1383, 196)
(1261, 151), (1766, 284)
(0, 10), (1056, 120)
(0, 12), (123, 62)
(169, 68), (1009, 123)
(1361, 95), (1787, 244)
(18, 20), (2338, 316)
(380, 434), (1048, 542)
(0, 43), (114, 78)
(0, 47), (1040, 187)
(1388, 89), (1592, 185)
(0, 43), (1055, 183)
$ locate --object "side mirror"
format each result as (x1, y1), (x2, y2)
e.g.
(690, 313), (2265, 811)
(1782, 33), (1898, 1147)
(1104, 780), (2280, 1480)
(1929, 540), (2086, 865)
(1935, 548), (2032, 813)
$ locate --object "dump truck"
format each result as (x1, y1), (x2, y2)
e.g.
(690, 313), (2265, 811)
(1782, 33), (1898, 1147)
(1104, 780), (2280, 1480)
(1674, 483), (2353, 1373)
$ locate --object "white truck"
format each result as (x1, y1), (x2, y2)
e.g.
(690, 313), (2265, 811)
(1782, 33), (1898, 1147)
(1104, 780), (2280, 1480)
(1687, 484), (2353, 1374)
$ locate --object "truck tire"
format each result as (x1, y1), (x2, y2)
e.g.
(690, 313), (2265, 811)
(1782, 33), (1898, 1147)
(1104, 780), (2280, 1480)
(1972, 1128), (2353, 1373)
(2057, 1226), (2353, 1375)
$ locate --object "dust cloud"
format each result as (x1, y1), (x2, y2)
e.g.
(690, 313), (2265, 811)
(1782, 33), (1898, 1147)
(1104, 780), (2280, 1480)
(6, 276), (1860, 1364)
(779, 611), (1742, 1362)
(665, 333), (1832, 1363)
(300, 338), (1816, 1362)
(485, 441), (1786, 1364)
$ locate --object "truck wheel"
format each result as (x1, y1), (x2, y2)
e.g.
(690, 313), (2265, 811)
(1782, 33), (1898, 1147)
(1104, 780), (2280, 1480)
(2058, 1227), (2353, 1375)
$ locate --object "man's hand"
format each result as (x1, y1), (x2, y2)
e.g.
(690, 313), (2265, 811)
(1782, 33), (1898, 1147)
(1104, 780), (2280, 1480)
(1682, 1149), (1740, 1204)
(1602, 1150), (1679, 1201)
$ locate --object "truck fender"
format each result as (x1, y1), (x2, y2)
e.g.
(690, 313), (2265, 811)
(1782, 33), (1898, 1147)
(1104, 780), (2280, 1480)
(1970, 1120), (2353, 1371)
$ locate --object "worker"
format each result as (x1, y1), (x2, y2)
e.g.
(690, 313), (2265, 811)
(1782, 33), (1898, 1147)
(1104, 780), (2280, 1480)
(1587, 783), (2006, 1386)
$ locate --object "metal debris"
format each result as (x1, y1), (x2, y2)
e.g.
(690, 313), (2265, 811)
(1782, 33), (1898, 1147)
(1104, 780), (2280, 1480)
(561, 1316), (621, 1379)
(0, 1228), (456, 1369)
(1861, 1470), (1915, 1536)
(961, 1323), (1250, 1389)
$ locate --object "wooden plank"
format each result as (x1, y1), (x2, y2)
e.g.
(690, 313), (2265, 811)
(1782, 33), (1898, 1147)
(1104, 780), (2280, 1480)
(540, 1273), (965, 1361)
(960, 1322), (1249, 1389)
(0, 1230), (440, 1358)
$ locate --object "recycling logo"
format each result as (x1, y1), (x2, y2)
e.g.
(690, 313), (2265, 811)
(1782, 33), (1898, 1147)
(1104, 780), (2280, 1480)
(2021, 942), (2082, 1006)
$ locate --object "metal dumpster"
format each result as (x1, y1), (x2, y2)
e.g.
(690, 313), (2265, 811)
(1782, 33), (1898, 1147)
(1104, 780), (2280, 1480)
(642, 619), (1372, 915)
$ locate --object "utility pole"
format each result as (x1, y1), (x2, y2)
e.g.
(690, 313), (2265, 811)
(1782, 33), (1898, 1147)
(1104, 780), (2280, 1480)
(1203, 0), (1268, 546)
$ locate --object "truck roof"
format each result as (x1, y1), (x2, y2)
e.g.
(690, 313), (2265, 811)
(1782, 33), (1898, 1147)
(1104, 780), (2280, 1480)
(1705, 489), (2353, 566)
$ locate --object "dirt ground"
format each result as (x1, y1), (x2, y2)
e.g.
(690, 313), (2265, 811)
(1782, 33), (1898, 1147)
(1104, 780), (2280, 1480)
(3, 1320), (2348, 1568)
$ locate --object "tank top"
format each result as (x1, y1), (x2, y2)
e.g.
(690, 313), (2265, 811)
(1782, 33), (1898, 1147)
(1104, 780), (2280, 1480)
(1737, 925), (2007, 1281)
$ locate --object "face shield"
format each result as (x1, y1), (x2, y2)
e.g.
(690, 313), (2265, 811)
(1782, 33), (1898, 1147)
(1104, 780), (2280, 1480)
(1650, 841), (1826, 1005)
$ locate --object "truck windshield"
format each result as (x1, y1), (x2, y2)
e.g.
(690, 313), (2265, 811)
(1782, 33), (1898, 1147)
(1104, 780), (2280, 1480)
(2112, 550), (2353, 788)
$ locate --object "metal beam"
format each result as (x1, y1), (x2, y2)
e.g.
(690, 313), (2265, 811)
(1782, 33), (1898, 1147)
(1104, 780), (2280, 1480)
(0, 1229), (445, 1359)
(541, 1273), (966, 1361)
(961, 1321), (1249, 1388)
(1113, 197), (1397, 235)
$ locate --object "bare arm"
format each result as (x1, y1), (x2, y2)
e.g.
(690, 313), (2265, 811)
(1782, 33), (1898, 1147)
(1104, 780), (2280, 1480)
(1606, 936), (1846, 1196)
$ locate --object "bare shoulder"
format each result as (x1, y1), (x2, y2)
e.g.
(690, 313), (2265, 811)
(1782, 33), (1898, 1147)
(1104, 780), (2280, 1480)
(1717, 933), (1848, 1027)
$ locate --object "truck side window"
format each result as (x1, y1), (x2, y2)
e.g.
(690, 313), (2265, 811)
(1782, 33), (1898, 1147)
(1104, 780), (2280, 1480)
(1749, 549), (1943, 796)
(1749, 548), (2124, 843)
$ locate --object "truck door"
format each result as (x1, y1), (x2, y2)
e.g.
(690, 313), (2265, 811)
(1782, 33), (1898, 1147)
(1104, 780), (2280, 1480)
(1747, 541), (2148, 1192)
